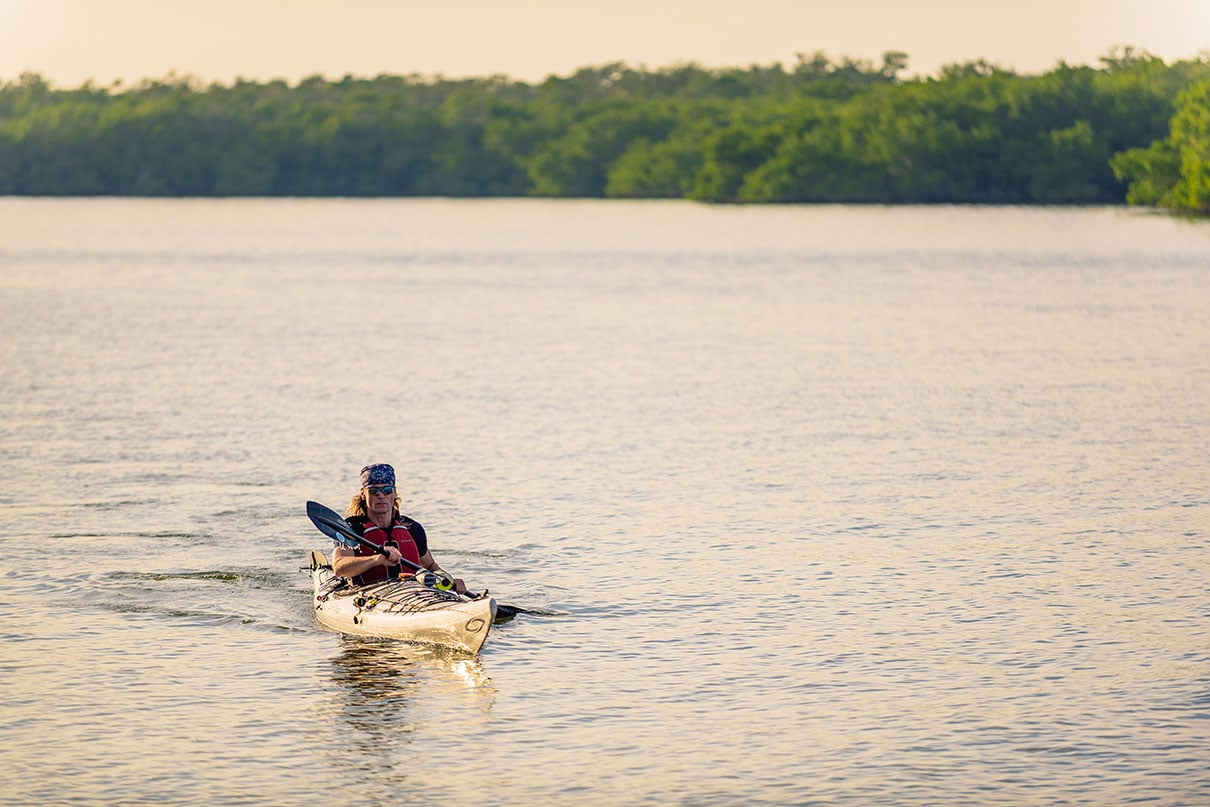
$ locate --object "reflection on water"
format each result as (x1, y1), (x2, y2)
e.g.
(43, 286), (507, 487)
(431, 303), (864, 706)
(310, 638), (499, 799)
(323, 637), (496, 738)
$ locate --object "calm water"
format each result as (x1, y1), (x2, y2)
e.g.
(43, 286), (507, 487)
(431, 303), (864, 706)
(1, 199), (1208, 805)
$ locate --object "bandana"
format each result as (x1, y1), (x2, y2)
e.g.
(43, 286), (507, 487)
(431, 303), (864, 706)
(360, 463), (395, 488)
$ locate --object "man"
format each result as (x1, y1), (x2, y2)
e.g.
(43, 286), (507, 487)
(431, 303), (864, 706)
(332, 463), (467, 594)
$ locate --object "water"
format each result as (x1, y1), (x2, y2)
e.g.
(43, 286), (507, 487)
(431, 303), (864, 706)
(1, 198), (1208, 805)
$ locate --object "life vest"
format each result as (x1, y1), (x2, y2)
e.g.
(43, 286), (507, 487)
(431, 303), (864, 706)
(349, 519), (423, 585)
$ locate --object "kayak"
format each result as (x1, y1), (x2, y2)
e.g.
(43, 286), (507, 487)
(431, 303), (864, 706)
(307, 550), (496, 653)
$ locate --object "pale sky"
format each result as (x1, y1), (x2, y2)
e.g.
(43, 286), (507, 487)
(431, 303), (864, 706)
(1, 0), (1207, 87)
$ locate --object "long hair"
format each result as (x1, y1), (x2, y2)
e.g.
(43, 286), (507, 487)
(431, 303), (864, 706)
(345, 490), (402, 519)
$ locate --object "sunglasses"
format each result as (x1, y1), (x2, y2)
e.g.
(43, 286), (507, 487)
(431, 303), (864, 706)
(366, 485), (395, 496)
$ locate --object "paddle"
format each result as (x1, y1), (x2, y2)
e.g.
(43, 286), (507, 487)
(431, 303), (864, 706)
(305, 500), (529, 618)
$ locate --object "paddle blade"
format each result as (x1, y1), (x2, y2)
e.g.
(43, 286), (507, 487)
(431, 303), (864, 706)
(305, 500), (360, 549)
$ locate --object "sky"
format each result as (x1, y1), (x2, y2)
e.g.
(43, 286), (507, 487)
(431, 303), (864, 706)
(1, 0), (1208, 87)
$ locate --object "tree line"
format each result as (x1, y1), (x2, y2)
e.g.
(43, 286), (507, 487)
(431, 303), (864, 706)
(1, 48), (1207, 209)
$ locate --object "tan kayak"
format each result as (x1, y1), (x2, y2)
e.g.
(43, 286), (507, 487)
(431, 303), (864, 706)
(308, 550), (496, 654)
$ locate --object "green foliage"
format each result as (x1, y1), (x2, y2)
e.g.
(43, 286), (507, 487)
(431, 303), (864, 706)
(605, 135), (703, 198)
(1111, 139), (1180, 205)
(1113, 78), (1210, 211)
(1168, 79), (1210, 210)
(734, 106), (891, 202)
(527, 101), (681, 196)
(1, 50), (1209, 205)
(1029, 120), (1112, 203)
(691, 120), (788, 201)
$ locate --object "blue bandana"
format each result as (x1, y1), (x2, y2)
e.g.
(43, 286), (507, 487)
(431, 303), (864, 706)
(360, 463), (395, 488)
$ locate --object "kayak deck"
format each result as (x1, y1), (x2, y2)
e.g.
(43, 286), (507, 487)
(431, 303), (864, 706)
(308, 551), (495, 654)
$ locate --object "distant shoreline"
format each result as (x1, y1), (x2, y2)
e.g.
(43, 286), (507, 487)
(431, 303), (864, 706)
(3, 53), (1208, 211)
